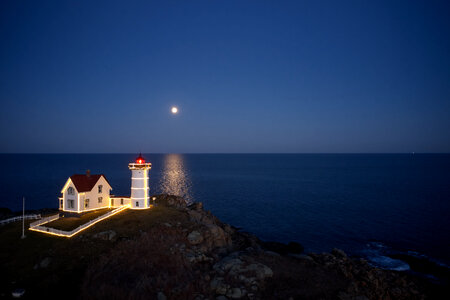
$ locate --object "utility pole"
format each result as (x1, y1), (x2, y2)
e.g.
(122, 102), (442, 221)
(21, 197), (26, 239)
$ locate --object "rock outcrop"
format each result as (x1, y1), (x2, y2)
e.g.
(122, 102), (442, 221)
(92, 230), (117, 241)
(154, 194), (187, 209)
(80, 194), (433, 299)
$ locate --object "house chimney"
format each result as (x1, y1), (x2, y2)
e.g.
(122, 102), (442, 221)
(86, 169), (91, 177)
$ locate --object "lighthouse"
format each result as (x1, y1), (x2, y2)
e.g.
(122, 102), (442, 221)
(128, 153), (152, 209)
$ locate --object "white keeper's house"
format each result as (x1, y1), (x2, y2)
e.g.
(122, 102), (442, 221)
(59, 154), (152, 213)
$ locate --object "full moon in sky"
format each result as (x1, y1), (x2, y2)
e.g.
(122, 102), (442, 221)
(171, 106), (178, 114)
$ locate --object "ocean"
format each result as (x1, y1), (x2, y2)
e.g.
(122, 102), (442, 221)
(1, 153), (449, 271)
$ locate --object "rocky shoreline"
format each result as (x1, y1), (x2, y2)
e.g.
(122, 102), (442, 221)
(1, 195), (448, 299)
(81, 195), (444, 299)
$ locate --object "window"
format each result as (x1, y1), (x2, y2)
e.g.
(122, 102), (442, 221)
(136, 201), (139, 207)
(60, 199), (63, 208)
(111, 199), (114, 206)
(85, 199), (89, 208)
(98, 185), (103, 193)
(68, 187), (75, 195)
(120, 198), (124, 205)
(98, 197), (102, 203)
(68, 200), (74, 208)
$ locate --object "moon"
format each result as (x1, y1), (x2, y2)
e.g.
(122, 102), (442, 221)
(171, 106), (178, 114)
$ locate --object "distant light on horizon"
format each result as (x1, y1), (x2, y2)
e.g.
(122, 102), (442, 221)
(171, 106), (178, 114)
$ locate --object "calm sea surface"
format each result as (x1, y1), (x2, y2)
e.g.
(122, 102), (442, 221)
(1, 154), (449, 269)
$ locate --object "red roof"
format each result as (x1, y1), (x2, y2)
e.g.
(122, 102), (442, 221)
(69, 174), (110, 193)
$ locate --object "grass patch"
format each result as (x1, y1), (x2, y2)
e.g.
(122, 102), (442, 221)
(0, 206), (188, 299)
(90, 205), (190, 237)
(46, 208), (114, 231)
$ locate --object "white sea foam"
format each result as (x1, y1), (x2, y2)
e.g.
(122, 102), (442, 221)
(363, 241), (410, 271)
(368, 255), (410, 271)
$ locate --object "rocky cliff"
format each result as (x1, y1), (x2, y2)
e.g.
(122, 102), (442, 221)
(79, 195), (437, 299)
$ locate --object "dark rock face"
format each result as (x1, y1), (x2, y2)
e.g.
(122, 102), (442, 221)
(153, 194), (187, 209)
(332, 248), (348, 259)
(389, 253), (450, 283)
(80, 195), (432, 299)
(287, 241), (304, 254)
(260, 241), (304, 255)
(305, 252), (425, 300)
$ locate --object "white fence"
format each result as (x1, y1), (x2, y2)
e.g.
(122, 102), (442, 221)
(29, 214), (60, 227)
(29, 205), (129, 238)
(0, 214), (42, 226)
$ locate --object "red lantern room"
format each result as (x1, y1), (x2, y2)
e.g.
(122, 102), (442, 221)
(136, 153), (145, 164)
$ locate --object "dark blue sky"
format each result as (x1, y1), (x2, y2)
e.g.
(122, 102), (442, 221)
(1, 0), (449, 153)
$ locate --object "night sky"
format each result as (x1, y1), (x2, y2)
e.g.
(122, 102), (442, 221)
(1, 0), (449, 153)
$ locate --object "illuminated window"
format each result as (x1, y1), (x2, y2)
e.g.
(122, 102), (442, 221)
(120, 198), (124, 205)
(98, 197), (102, 203)
(85, 199), (89, 208)
(68, 187), (75, 195)
(68, 200), (74, 208)
(111, 199), (114, 206)
(136, 201), (139, 207)
(98, 185), (103, 193)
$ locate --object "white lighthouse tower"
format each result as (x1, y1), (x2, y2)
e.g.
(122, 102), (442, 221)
(128, 153), (152, 209)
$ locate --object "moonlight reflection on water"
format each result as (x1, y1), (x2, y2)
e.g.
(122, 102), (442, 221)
(159, 154), (193, 204)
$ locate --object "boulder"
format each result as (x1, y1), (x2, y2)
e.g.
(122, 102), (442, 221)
(34, 257), (51, 270)
(210, 277), (222, 290)
(227, 287), (242, 299)
(188, 210), (203, 223)
(264, 250), (281, 257)
(187, 209), (216, 225)
(187, 231), (203, 245)
(189, 202), (203, 211)
(157, 292), (167, 300)
(332, 248), (348, 259)
(216, 283), (229, 295)
(288, 254), (313, 261)
(185, 251), (214, 263)
(214, 254), (273, 284)
(245, 263), (273, 279)
(154, 194), (187, 209)
(205, 224), (230, 248)
(93, 230), (117, 241)
(40, 257), (52, 268)
(214, 257), (243, 273)
(11, 288), (25, 298)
